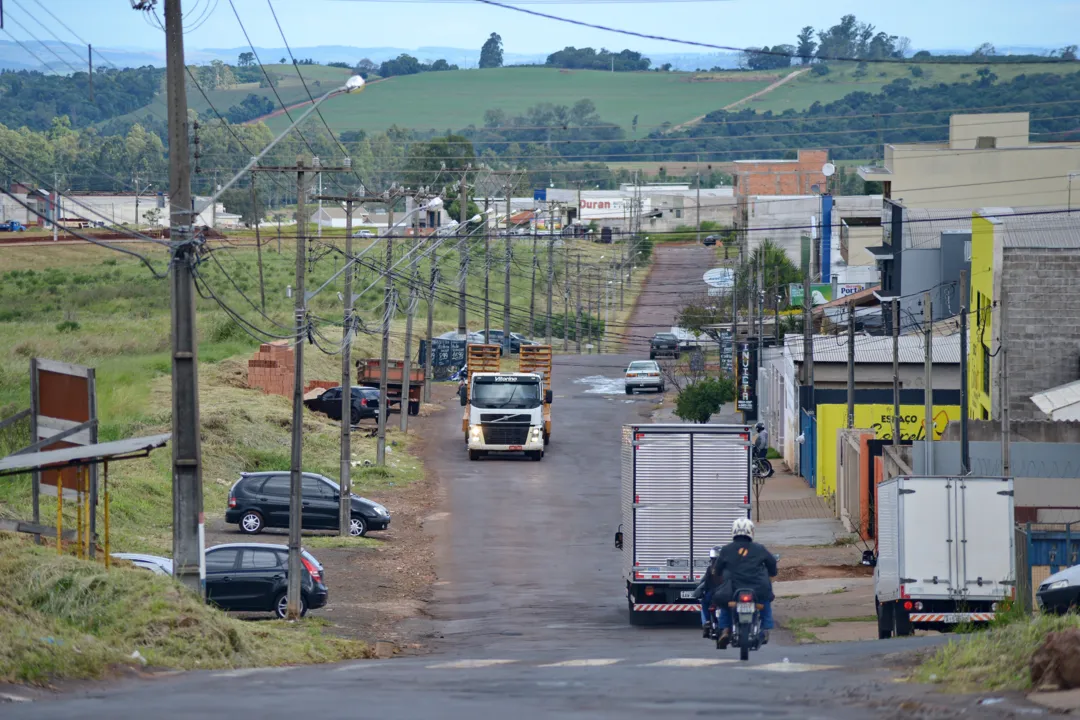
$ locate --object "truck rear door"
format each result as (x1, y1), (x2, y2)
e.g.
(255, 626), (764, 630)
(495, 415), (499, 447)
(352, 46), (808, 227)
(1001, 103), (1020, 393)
(633, 432), (691, 582)
(956, 478), (1014, 598)
(691, 432), (750, 580)
(898, 476), (955, 598)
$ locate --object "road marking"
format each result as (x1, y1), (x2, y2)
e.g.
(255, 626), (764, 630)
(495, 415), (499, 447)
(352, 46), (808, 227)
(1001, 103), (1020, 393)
(643, 658), (736, 667)
(333, 661), (395, 673)
(426, 659), (517, 669)
(0, 693), (32, 703)
(539, 659), (622, 668)
(742, 662), (841, 673)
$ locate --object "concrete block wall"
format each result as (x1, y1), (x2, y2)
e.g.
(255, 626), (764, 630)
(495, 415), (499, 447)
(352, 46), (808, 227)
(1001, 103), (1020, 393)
(1001, 249), (1080, 420)
(734, 149), (828, 197)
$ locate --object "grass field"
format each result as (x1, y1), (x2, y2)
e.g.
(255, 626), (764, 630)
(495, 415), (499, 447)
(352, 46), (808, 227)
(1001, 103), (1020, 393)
(264, 67), (780, 135)
(747, 61), (1080, 115)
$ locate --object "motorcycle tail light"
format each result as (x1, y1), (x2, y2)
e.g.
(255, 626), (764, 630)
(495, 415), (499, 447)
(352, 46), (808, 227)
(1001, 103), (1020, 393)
(739, 593), (753, 603)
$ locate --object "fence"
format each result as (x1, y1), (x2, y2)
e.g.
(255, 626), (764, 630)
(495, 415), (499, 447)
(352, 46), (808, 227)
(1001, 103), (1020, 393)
(800, 409), (816, 489)
(1014, 521), (1078, 613)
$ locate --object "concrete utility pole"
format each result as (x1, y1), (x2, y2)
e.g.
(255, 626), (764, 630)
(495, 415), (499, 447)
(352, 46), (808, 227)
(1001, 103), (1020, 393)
(401, 198), (419, 433)
(424, 230), (438, 404)
(695, 159), (701, 245)
(586, 271), (594, 353)
(999, 286), (1010, 476)
(378, 202), (394, 466)
(340, 195), (355, 533)
(575, 252), (583, 353)
(504, 226), (512, 353)
(924, 292), (934, 472)
(545, 235), (554, 345)
(483, 197), (491, 344)
(165, 0), (203, 598)
(251, 173), (266, 311)
(563, 242), (570, 351)
(529, 234), (538, 335)
(457, 172), (469, 335)
(846, 302), (855, 429)
(891, 299), (901, 447)
(959, 270), (970, 475)
(801, 273), (813, 390)
(286, 156), (308, 620)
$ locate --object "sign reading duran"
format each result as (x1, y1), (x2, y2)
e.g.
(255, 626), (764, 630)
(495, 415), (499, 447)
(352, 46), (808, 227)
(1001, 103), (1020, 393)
(702, 267), (735, 289)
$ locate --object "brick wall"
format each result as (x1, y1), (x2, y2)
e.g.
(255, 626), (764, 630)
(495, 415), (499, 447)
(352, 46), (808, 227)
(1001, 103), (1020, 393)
(735, 149), (829, 197)
(1001, 248), (1080, 419)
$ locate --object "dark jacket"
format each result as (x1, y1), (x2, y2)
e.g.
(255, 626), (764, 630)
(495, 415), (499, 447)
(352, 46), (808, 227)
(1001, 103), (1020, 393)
(709, 536), (778, 604)
(694, 555), (724, 600)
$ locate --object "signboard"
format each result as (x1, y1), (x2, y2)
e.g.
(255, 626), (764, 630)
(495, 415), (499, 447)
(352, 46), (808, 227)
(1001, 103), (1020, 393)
(736, 342), (757, 419)
(719, 330), (733, 374)
(418, 339), (467, 380)
(702, 267), (734, 289)
(533, 188), (547, 202)
(789, 283), (866, 308)
(31, 358), (97, 499)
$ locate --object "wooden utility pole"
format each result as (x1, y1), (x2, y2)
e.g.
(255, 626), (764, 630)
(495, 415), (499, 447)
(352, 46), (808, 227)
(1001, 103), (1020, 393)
(483, 196), (491, 343)
(529, 234), (538, 335)
(801, 273), (813, 390)
(164, 0), (203, 598)
(503, 220), (511, 352)
(401, 197), (420, 434)
(424, 230), (438, 404)
(563, 242), (570, 351)
(546, 235), (554, 345)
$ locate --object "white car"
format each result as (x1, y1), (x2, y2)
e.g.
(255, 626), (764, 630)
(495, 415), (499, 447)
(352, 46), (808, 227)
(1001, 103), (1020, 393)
(111, 553), (173, 575)
(352, 229), (375, 238)
(624, 360), (664, 394)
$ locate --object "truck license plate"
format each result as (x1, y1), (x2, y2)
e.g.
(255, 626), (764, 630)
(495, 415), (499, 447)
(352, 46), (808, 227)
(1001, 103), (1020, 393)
(509, 445), (523, 451)
(680, 591), (697, 599)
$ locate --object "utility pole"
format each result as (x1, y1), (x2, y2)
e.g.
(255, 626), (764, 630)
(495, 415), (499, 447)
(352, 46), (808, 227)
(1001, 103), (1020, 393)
(545, 235), (554, 345)
(286, 156), (308, 620)
(575, 252), (583, 353)
(165, 0), (203, 598)
(424, 229), (437, 404)
(457, 172), (468, 335)
(891, 299), (900, 446)
(924, 292), (933, 472)
(999, 286), (1010, 477)
(959, 270), (970, 475)
(586, 271), (594, 353)
(401, 197), (419, 434)
(757, 256), (764, 379)
(251, 173), (266, 311)
(316, 172), (323, 238)
(378, 202), (394, 466)
(483, 197), (491, 344)
(846, 302), (855, 429)
(503, 224), (511, 354)
(695, 159), (701, 245)
(563, 242), (570, 351)
(340, 193), (356, 535)
(801, 273), (813, 390)
(529, 234), (538, 336)
(53, 171), (60, 243)
(774, 267), (780, 348)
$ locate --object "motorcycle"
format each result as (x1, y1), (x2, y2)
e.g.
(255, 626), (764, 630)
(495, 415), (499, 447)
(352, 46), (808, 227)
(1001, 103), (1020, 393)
(718, 587), (765, 661)
(753, 456), (774, 479)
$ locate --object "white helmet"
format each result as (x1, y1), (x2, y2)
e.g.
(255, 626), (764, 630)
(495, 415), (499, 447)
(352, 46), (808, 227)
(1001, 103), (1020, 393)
(732, 517), (755, 540)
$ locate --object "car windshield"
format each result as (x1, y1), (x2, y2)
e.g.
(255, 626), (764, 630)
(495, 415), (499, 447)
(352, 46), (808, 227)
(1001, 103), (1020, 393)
(656, 334), (676, 340)
(471, 380), (542, 409)
(628, 362), (656, 371)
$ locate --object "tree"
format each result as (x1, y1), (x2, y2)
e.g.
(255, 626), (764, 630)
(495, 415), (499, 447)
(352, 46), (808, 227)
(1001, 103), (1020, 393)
(142, 207), (163, 226)
(895, 36), (912, 58)
(972, 42), (997, 58)
(742, 45), (794, 71)
(675, 378), (735, 424)
(479, 32), (504, 69)
(355, 58), (377, 78)
(1060, 45), (1078, 61)
(796, 26), (817, 64)
(237, 52), (255, 67)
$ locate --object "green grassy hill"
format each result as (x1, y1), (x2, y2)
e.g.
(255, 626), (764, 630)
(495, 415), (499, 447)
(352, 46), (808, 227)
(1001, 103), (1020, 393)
(263, 67), (782, 135)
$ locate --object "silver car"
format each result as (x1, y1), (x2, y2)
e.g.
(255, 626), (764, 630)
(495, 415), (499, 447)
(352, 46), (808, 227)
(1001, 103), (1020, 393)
(624, 360), (664, 394)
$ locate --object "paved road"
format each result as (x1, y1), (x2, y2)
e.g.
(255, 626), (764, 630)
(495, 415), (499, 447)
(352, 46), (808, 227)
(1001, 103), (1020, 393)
(7, 246), (1001, 719)
(624, 243), (717, 353)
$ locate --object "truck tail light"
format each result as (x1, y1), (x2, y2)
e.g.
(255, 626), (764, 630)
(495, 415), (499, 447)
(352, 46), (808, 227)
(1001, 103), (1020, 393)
(903, 601), (913, 611)
(644, 586), (655, 597)
(914, 601), (924, 611)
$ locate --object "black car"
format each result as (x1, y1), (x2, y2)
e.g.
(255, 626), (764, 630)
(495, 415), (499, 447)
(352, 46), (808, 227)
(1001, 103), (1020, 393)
(1037, 564), (1080, 614)
(649, 332), (680, 359)
(204, 543), (327, 619)
(305, 385), (379, 424)
(226, 471), (391, 537)
(486, 330), (538, 355)
(703, 234), (718, 246)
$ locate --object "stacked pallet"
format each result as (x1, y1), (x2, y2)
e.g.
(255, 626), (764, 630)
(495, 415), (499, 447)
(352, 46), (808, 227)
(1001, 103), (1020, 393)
(247, 342), (294, 398)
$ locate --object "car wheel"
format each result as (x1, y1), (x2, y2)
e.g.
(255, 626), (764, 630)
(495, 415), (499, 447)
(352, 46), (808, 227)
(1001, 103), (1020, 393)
(239, 511), (264, 534)
(349, 516), (368, 537)
(469, 450), (483, 461)
(649, 352), (655, 359)
(275, 592), (307, 619)
(625, 387), (633, 395)
(350, 409), (361, 425)
(658, 383), (665, 393)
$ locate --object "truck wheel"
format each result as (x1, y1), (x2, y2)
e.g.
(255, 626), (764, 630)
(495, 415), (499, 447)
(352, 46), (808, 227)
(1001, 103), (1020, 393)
(469, 450), (483, 461)
(543, 432), (550, 446)
(894, 608), (913, 637)
(876, 600), (894, 640)
(528, 450), (543, 461)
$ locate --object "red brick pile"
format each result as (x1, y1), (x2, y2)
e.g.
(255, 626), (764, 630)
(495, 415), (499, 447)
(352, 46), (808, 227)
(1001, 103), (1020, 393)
(247, 342), (294, 398)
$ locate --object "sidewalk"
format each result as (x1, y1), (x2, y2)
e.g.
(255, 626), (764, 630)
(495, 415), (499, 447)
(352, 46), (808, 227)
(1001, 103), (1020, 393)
(755, 464), (846, 546)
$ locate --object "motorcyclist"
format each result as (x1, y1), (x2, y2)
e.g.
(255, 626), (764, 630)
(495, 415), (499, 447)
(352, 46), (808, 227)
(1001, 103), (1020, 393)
(694, 546), (724, 637)
(753, 422), (769, 461)
(709, 517), (777, 647)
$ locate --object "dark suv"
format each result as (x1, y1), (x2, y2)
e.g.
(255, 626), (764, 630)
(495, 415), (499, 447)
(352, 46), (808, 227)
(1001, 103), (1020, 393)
(204, 543), (327, 619)
(649, 332), (680, 359)
(304, 386), (379, 424)
(226, 472), (390, 537)
(703, 234), (718, 246)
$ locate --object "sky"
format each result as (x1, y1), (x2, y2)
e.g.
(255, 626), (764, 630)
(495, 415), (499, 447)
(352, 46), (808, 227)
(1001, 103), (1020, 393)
(3, 0), (1077, 59)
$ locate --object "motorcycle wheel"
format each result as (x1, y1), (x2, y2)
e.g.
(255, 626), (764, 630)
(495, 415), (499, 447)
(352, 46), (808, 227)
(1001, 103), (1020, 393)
(739, 622), (751, 661)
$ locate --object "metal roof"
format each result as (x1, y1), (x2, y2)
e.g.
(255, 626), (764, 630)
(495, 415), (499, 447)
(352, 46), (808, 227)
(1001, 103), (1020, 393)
(0, 433), (170, 476)
(1031, 379), (1080, 415)
(902, 208), (973, 249)
(785, 333), (961, 364)
(979, 208), (1080, 249)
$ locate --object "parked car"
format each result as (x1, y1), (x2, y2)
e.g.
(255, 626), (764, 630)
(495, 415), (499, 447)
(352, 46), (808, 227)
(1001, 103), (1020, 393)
(112, 553), (173, 575)
(351, 229), (375, 238)
(204, 543), (327, 619)
(624, 360), (664, 394)
(0, 220), (26, 232)
(437, 330), (486, 344)
(304, 385), (379, 424)
(649, 332), (680, 359)
(703, 234), (718, 246)
(1037, 564), (1080, 615)
(226, 471), (391, 537)
(485, 330), (537, 355)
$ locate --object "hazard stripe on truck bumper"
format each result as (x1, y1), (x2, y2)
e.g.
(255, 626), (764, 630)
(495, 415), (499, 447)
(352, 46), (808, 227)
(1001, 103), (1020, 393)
(908, 613), (994, 622)
(632, 604), (700, 612)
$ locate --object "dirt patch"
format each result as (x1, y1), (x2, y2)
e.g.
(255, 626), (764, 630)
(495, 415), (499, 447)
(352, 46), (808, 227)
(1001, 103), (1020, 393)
(776, 564), (873, 582)
(684, 73), (781, 83)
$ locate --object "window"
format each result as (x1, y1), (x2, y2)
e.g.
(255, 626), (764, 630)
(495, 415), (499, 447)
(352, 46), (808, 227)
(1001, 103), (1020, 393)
(205, 549), (238, 573)
(302, 476), (333, 499)
(239, 548), (282, 570)
(259, 475), (290, 497)
(674, 209), (683, 219)
(982, 346), (991, 395)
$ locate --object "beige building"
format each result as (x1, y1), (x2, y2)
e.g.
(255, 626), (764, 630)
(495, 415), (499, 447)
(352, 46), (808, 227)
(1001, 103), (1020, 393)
(858, 113), (1080, 208)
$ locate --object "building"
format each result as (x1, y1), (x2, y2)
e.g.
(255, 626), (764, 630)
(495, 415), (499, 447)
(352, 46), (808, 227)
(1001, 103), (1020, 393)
(544, 184), (736, 235)
(733, 149), (829, 197)
(858, 113), (1080, 208)
(969, 208), (1080, 421)
(5, 187), (235, 228)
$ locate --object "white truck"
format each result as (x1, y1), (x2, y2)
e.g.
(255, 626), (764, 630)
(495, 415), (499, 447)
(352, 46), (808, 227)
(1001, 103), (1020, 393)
(616, 423), (752, 624)
(875, 475), (1015, 638)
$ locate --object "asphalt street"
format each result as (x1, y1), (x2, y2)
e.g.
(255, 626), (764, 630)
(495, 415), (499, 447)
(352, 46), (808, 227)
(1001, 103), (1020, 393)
(6, 246), (997, 719)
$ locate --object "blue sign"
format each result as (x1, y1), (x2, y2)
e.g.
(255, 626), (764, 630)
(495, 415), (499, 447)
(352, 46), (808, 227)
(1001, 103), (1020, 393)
(533, 188), (547, 201)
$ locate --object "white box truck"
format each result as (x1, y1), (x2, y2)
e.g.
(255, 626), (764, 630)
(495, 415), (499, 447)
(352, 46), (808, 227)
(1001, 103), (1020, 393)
(617, 424), (752, 624)
(875, 475), (1015, 638)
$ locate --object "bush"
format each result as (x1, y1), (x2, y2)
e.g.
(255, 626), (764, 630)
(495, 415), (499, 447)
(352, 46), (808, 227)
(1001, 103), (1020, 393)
(811, 63), (831, 76)
(55, 320), (80, 333)
(208, 316), (249, 344)
(674, 377), (734, 424)
(532, 312), (604, 340)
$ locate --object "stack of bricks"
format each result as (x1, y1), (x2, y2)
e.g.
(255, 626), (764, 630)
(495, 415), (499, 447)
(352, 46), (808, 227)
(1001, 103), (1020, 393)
(247, 342), (294, 398)
(305, 380), (338, 395)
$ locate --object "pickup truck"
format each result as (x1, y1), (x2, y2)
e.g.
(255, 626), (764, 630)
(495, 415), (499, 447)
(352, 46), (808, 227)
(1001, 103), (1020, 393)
(649, 332), (680, 360)
(0, 220), (27, 232)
